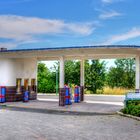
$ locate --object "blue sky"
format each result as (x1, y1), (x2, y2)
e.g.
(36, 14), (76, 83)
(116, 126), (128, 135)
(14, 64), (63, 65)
(0, 0), (140, 49)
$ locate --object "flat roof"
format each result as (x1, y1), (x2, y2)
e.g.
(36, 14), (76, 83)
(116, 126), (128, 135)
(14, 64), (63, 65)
(0, 45), (140, 60)
(0, 45), (140, 53)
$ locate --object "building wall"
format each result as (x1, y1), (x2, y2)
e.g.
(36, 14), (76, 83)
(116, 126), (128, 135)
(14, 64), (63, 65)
(0, 58), (38, 102)
(14, 58), (37, 86)
(0, 58), (16, 86)
(0, 58), (37, 87)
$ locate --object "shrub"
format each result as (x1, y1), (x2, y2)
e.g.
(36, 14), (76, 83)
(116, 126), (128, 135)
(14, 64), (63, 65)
(122, 100), (140, 117)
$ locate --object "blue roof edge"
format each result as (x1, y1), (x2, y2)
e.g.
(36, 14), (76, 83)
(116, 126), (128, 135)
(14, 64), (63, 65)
(0, 45), (140, 52)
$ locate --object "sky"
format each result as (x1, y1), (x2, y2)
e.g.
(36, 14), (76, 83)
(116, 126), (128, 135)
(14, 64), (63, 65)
(0, 0), (138, 68)
(0, 0), (139, 50)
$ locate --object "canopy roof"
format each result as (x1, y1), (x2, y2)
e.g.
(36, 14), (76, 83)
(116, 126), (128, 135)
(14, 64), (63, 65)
(0, 45), (140, 60)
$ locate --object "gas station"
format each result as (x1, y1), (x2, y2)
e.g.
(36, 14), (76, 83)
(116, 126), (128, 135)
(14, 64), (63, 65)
(0, 45), (140, 106)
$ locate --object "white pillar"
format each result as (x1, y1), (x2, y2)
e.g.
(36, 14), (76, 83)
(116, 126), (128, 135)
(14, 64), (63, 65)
(135, 56), (140, 90)
(80, 59), (85, 86)
(59, 56), (65, 88)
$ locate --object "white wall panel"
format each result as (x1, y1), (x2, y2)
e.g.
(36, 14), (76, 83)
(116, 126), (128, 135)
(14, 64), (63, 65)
(0, 58), (37, 86)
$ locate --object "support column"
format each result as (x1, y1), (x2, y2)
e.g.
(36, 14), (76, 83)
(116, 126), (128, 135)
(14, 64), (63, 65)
(80, 59), (85, 101)
(59, 56), (65, 106)
(135, 56), (140, 92)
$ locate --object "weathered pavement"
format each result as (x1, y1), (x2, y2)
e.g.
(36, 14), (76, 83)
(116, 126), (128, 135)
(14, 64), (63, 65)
(0, 94), (124, 115)
(1, 100), (123, 115)
(0, 109), (139, 140)
(0, 95), (139, 140)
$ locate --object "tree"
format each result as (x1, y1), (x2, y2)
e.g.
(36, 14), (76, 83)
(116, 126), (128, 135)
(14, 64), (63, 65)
(37, 63), (56, 93)
(106, 67), (124, 88)
(38, 58), (135, 94)
(106, 58), (135, 89)
(65, 60), (80, 86)
(38, 60), (106, 94)
(85, 60), (106, 93)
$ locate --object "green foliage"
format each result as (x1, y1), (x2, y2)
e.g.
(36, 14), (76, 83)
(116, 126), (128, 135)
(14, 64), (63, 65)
(122, 100), (140, 117)
(85, 60), (106, 93)
(126, 100), (140, 106)
(37, 63), (56, 93)
(65, 60), (80, 85)
(37, 58), (136, 94)
(106, 58), (135, 89)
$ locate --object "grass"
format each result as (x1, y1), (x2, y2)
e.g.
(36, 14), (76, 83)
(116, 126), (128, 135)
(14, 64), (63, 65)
(40, 86), (134, 95)
(102, 87), (133, 95)
(85, 86), (134, 95)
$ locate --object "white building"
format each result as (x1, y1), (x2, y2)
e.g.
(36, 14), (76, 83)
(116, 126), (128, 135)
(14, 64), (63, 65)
(0, 45), (140, 105)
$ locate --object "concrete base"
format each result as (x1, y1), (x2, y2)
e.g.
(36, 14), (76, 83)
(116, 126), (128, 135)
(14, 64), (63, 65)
(135, 89), (140, 93)
(29, 92), (37, 100)
(80, 86), (84, 101)
(5, 86), (37, 102)
(6, 87), (17, 102)
(59, 88), (65, 106)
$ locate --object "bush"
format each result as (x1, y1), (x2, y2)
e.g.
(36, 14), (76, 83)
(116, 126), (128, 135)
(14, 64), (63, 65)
(126, 100), (140, 106)
(122, 100), (140, 117)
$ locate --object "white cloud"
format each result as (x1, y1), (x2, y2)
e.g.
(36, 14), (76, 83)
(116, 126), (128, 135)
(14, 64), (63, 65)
(0, 39), (39, 49)
(0, 15), (95, 49)
(102, 0), (113, 3)
(101, 27), (140, 45)
(0, 15), (64, 41)
(101, 0), (123, 4)
(66, 23), (95, 36)
(0, 15), (94, 40)
(99, 10), (122, 19)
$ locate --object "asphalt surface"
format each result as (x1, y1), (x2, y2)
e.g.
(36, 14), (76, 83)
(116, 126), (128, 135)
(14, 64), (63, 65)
(0, 109), (139, 140)
(2, 100), (122, 115)
(0, 95), (139, 140)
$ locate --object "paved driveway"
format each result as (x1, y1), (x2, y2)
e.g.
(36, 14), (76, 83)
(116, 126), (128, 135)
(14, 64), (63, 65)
(1, 100), (123, 115)
(1, 94), (124, 116)
(0, 109), (139, 140)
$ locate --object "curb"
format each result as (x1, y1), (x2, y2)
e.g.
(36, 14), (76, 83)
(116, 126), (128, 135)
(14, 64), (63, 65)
(0, 105), (116, 116)
(37, 94), (125, 97)
(38, 94), (57, 96)
(117, 111), (140, 121)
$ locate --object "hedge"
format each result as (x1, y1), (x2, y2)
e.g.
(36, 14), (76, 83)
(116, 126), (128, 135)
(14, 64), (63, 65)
(122, 100), (140, 117)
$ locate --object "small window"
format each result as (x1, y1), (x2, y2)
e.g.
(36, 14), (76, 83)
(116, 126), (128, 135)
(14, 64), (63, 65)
(24, 79), (29, 91)
(31, 79), (36, 92)
(16, 78), (22, 94)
